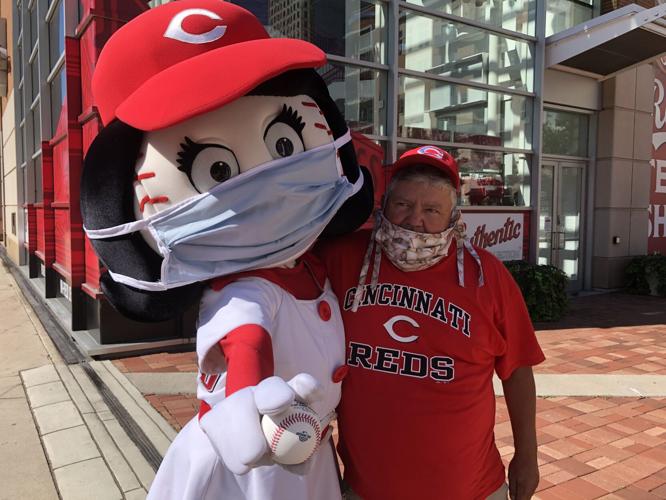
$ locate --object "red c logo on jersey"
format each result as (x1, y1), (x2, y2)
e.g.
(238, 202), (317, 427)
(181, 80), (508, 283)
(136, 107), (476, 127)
(164, 8), (227, 45)
(383, 315), (420, 343)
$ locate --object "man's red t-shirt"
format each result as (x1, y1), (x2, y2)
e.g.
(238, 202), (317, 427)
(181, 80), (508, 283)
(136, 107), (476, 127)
(318, 230), (545, 500)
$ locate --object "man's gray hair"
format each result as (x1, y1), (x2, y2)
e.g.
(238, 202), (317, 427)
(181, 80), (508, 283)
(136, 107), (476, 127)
(387, 164), (458, 206)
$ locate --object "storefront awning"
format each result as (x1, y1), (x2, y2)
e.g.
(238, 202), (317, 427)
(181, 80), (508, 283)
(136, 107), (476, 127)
(546, 3), (666, 78)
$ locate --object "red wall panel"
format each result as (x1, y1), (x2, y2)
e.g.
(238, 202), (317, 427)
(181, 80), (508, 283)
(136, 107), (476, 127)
(76, 1), (148, 298)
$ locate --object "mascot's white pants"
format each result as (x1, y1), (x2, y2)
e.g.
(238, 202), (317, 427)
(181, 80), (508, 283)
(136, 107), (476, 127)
(147, 416), (342, 500)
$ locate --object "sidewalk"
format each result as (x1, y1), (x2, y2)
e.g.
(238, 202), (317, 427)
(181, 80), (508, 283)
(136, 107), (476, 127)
(0, 261), (59, 499)
(0, 260), (169, 500)
(5, 253), (666, 500)
(111, 291), (666, 499)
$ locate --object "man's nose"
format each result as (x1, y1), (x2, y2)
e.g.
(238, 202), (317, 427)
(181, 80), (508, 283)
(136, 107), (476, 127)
(404, 208), (424, 230)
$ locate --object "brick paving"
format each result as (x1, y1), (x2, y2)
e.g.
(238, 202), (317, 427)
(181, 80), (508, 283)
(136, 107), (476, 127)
(112, 291), (666, 499)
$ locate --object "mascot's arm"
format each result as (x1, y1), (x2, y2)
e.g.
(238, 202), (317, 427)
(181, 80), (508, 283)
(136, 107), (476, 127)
(218, 324), (274, 395)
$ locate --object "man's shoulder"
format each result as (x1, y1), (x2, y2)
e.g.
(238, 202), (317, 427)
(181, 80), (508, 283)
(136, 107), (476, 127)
(316, 229), (372, 259)
(465, 243), (514, 285)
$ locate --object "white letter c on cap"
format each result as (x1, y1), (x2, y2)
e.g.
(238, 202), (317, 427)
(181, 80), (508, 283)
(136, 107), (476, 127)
(383, 315), (420, 343)
(164, 8), (227, 45)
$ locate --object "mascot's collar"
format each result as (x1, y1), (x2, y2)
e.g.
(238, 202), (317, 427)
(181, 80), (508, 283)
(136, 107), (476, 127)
(209, 252), (327, 300)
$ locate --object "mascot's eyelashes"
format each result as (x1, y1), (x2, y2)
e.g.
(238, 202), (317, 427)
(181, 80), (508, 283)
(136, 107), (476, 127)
(177, 137), (240, 193)
(264, 104), (306, 159)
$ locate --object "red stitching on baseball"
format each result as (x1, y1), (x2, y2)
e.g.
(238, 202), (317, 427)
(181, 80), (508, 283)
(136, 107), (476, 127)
(301, 101), (318, 108)
(269, 409), (322, 461)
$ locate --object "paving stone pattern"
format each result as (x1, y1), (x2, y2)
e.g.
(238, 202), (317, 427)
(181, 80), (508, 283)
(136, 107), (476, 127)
(112, 292), (666, 499)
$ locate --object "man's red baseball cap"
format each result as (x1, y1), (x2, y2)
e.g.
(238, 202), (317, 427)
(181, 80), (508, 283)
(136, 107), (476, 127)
(92, 0), (327, 131)
(391, 145), (460, 190)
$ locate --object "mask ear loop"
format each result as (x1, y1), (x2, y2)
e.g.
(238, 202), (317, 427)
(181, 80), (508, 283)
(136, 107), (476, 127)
(450, 207), (484, 287)
(351, 211), (381, 312)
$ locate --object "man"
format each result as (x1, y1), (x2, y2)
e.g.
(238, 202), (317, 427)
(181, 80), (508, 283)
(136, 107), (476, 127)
(319, 146), (545, 500)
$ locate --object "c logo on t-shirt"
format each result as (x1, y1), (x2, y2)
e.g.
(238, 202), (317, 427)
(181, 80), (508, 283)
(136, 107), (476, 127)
(383, 315), (420, 343)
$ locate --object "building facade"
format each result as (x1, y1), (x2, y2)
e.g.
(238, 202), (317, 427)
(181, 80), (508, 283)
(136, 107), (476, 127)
(1, 0), (665, 354)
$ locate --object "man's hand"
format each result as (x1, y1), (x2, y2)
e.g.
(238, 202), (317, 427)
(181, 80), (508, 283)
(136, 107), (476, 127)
(502, 366), (539, 499)
(199, 373), (323, 475)
(507, 450), (539, 500)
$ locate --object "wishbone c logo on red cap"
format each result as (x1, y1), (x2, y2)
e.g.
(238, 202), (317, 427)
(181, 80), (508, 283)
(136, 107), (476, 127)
(417, 146), (445, 160)
(164, 8), (227, 44)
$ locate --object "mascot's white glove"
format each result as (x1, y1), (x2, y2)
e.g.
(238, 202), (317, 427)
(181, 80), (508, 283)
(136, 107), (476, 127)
(199, 373), (324, 475)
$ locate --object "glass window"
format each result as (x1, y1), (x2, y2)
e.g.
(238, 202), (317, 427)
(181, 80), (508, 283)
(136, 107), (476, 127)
(48, 0), (65, 69)
(17, 125), (25, 166)
(34, 155), (43, 202)
(398, 142), (531, 207)
(17, 42), (23, 81)
(399, 10), (534, 92)
(542, 109), (588, 157)
(231, 0), (387, 64)
(18, 86), (24, 121)
(399, 75), (532, 150)
(29, 6), (38, 49)
(319, 62), (387, 136)
(16, 3), (23, 35)
(50, 68), (66, 136)
(405, 0), (536, 36)
(30, 56), (39, 101)
(32, 106), (41, 152)
(546, 0), (594, 37)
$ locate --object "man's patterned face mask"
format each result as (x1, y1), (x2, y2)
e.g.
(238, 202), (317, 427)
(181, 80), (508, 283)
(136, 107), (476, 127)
(374, 212), (459, 272)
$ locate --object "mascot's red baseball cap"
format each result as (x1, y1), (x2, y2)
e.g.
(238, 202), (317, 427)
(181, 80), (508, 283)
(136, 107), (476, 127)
(92, 0), (326, 131)
(391, 145), (460, 190)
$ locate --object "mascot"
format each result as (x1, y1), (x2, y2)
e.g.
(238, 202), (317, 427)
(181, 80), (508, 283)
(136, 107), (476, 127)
(80, 1), (373, 499)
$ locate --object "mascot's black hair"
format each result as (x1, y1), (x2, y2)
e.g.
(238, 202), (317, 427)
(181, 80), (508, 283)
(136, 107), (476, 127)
(81, 69), (374, 322)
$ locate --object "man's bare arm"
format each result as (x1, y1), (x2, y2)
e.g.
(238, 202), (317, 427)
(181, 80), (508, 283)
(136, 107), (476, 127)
(502, 366), (539, 500)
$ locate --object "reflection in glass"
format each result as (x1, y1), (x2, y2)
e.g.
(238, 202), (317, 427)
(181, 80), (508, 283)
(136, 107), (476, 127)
(399, 9), (534, 92)
(559, 166), (581, 280)
(320, 62), (387, 136)
(30, 57), (39, 101)
(538, 164), (554, 266)
(231, 0), (387, 64)
(399, 75), (532, 150)
(546, 0), (595, 37)
(50, 69), (66, 137)
(32, 106), (41, 152)
(29, 7), (38, 48)
(542, 109), (588, 157)
(48, 1), (65, 69)
(397, 143), (531, 207)
(405, 0), (536, 36)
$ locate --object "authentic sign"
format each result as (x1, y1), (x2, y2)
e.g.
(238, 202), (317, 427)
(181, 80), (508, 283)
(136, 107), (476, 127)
(651, 59), (666, 254)
(463, 213), (525, 261)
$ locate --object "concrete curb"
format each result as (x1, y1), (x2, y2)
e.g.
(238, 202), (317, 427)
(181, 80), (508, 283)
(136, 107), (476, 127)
(124, 372), (666, 398)
(494, 374), (666, 397)
(21, 362), (152, 499)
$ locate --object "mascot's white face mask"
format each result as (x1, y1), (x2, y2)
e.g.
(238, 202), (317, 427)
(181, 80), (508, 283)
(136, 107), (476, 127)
(85, 95), (362, 291)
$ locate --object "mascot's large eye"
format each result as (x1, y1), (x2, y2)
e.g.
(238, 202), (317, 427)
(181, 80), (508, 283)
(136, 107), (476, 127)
(264, 105), (306, 159)
(177, 138), (240, 193)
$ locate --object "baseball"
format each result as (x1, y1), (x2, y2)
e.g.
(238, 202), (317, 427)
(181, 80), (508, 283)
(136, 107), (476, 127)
(261, 401), (322, 465)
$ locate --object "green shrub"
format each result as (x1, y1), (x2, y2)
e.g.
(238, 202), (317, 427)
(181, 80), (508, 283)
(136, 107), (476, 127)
(504, 260), (569, 322)
(625, 253), (666, 296)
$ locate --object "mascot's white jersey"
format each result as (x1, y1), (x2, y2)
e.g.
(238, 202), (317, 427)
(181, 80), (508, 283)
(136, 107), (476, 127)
(148, 276), (345, 500)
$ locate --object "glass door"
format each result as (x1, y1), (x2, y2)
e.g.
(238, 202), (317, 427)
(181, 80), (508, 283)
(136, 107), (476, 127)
(539, 161), (584, 291)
